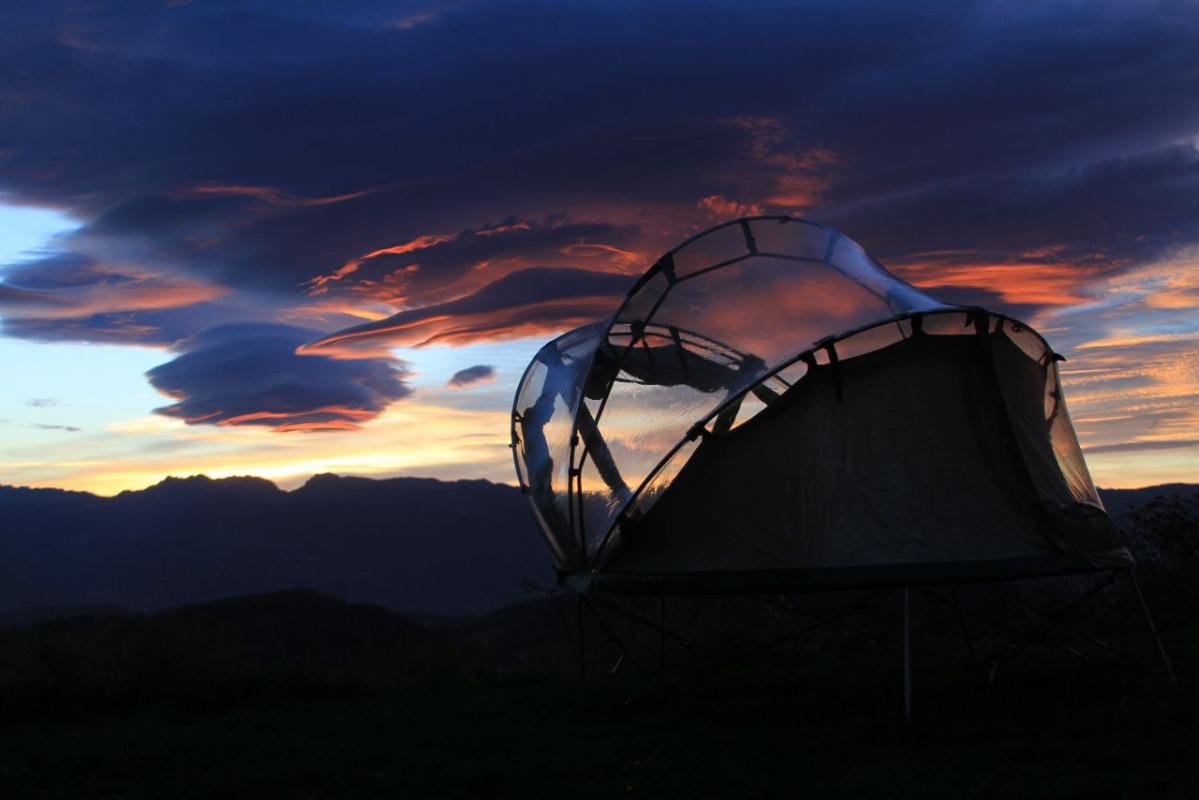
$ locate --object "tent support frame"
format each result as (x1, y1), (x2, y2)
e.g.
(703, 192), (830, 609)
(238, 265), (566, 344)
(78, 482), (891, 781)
(903, 585), (913, 721)
(658, 595), (667, 685)
(571, 565), (1177, 711)
(1126, 566), (1177, 688)
(576, 595), (587, 701)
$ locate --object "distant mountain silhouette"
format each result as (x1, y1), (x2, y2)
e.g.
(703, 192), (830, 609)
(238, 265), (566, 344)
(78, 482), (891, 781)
(1094, 483), (1199, 520)
(0, 475), (1193, 619)
(0, 474), (553, 617)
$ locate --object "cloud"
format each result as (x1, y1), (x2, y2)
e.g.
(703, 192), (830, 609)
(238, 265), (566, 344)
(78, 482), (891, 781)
(890, 250), (1106, 308)
(3, 2), (1197, 348)
(302, 266), (632, 353)
(146, 324), (411, 431)
(1, 0), (1198, 487)
(29, 423), (82, 433)
(300, 216), (643, 307)
(447, 365), (496, 388)
(698, 195), (765, 221)
(1083, 440), (1198, 455)
(0, 253), (231, 344)
(0, 255), (226, 317)
(25, 398), (58, 407)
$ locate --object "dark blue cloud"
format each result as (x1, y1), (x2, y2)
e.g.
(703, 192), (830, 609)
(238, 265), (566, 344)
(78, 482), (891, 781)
(0, 1), (1195, 371)
(146, 324), (411, 430)
(447, 365), (496, 388)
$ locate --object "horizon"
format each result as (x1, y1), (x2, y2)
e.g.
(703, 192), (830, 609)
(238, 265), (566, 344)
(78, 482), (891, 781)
(3, 469), (1196, 500)
(2, 1), (1197, 495)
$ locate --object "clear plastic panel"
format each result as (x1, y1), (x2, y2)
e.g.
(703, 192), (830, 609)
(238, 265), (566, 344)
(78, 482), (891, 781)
(602, 380), (715, 466)
(657, 255), (890, 370)
(617, 270), (669, 326)
(627, 437), (702, 520)
(514, 361), (548, 424)
(827, 235), (945, 316)
(578, 454), (627, 556)
(512, 323), (605, 565)
(748, 217), (829, 260)
(593, 437), (704, 566)
(583, 375), (715, 550)
(672, 221), (752, 277)
(525, 496), (570, 568)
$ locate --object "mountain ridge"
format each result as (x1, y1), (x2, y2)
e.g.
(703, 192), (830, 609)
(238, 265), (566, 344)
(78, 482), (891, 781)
(0, 473), (553, 618)
(1, 473), (1194, 619)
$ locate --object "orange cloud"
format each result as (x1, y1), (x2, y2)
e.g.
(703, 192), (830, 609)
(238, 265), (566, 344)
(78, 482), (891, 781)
(559, 242), (643, 266)
(304, 221), (538, 297)
(305, 233), (458, 294)
(725, 117), (838, 209)
(1076, 332), (1199, 350)
(218, 406), (379, 429)
(890, 251), (1105, 306)
(307, 296), (617, 353)
(698, 194), (765, 220)
(0, 266), (228, 319)
(172, 182), (374, 207)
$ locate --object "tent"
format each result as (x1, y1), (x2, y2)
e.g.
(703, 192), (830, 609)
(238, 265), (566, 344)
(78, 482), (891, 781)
(511, 216), (1131, 597)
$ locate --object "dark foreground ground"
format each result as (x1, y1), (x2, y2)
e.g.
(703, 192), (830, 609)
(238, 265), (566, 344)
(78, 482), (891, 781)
(0, 589), (1195, 799)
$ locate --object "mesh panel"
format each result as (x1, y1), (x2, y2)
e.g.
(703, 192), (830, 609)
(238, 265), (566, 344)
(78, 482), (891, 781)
(1001, 317), (1048, 363)
(1048, 362), (1104, 507)
(833, 319), (906, 361)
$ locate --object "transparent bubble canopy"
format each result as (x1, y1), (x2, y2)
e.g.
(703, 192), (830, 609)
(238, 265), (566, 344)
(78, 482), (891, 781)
(511, 216), (1124, 587)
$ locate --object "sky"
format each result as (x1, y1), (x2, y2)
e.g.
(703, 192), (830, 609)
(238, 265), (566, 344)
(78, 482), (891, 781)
(0, 0), (1196, 495)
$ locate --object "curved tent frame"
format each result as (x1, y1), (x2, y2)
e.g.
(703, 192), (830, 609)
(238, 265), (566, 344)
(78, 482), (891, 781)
(511, 216), (1131, 594)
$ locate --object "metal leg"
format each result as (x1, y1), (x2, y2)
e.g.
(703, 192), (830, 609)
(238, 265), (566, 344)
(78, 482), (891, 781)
(903, 586), (913, 721)
(577, 594), (587, 700)
(950, 585), (977, 663)
(1127, 567), (1177, 688)
(659, 595), (666, 685)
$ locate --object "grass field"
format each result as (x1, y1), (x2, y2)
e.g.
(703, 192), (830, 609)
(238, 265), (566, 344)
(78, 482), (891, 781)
(1, 616), (1194, 799)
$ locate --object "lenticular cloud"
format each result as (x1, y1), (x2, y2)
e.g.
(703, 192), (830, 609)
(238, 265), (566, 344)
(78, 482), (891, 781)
(147, 323), (410, 432)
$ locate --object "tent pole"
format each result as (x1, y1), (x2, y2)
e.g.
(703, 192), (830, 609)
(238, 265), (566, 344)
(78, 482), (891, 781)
(577, 594), (587, 700)
(1127, 567), (1177, 688)
(950, 585), (976, 663)
(659, 595), (666, 685)
(903, 586), (913, 721)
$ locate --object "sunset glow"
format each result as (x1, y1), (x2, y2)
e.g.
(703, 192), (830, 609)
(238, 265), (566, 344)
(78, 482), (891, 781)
(1, 1), (1196, 495)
